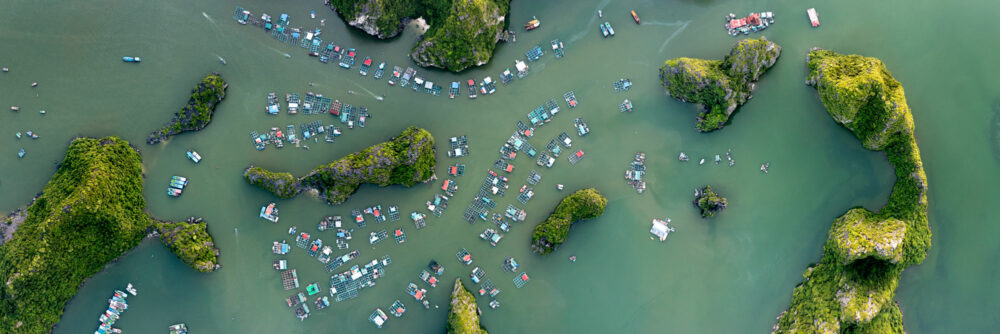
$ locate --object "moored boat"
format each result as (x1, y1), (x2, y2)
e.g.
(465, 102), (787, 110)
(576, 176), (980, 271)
(525, 16), (540, 30)
(185, 149), (201, 163)
(122, 57), (141, 63)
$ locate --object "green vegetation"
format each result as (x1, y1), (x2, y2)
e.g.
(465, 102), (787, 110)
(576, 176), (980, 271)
(147, 73), (227, 144)
(446, 278), (488, 334)
(154, 219), (220, 272)
(0, 137), (220, 333)
(328, 0), (510, 72)
(659, 38), (781, 132)
(694, 185), (727, 218)
(244, 126), (437, 204)
(773, 49), (930, 333)
(531, 188), (607, 255)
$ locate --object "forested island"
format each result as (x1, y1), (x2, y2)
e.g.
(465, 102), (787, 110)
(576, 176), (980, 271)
(694, 185), (727, 218)
(446, 278), (488, 334)
(147, 73), (227, 144)
(154, 218), (221, 273)
(659, 37), (781, 132)
(328, 0), (510, 72)
(0, 137), (219, 333)
(531, 188), (606, 255)
(773, 49), (930, 333)
(244, 126), (436, 205)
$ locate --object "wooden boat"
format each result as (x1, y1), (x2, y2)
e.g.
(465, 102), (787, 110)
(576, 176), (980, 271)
(524, 16), (540, 30)
(631, 10), (640, 24)
(122, 56), (141, 63)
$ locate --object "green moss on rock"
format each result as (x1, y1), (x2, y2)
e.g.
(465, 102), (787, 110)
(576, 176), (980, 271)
(659, 37), (781, 132)
(328, 0), (509, 72)
(531, 188), (606, 255)
(148, 73), (227, 144)
(0, 137), (220, 333)
(446, 278), (488, 334)
(773, 49), (930, 334)
(155, 219), (220, 273)
(694, 185), (727, 218)
(244, 126), (437, 205)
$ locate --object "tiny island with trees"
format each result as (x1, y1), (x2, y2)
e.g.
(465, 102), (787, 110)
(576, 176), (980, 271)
(694, 185), (728, 218)
(244, 126), (437, 205)
(660, 37), (781, 132)
(446, 278), (488, 334)
(147, 73), (227, 144)
(531, 188), (607, 255)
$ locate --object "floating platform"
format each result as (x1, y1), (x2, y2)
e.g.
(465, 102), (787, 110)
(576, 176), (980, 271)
(517, 186), (534, 204)
(449, 164), (466, 176)
(388, 205), (400, 221)
(574, 117), (590, 136)
(527, 170), (542, 185)
(551, 39), (565, 58)
(325, 250), (360, 273)
(568, 150), (585, 165)
(536, 152), (555, 168)
(393, 228), (406, 244)
(558, 132), (573, 147)
(369, 308), (388, 328)
(419, 270), (438, 288)
(620, 99), (633, 112)
(470, 267), (487, 284)
(329, 256), (391, 302)
(428, 194), (449, 217)
(479, 279), (500, 298)
(352, 209), (365, 228)
(513, 272), (530, 288)
(456, 248), (473, 265)
(390, 300), (406, 317)
(373, 62), (386, 79)
(612, 78), (632, 92)
(369, 229), (388, 245)
(295, 232), (311, 249)
(501, 68), (515, 85)
(563, 91), (578, 108)
(410, 211), (427, 229)
(625, 152), (647, 193)
(280, 269), (300, 290)
(480, 228), (503, 246)
(502, 256), (519, 272)
(525, 45), (544, 62)
(505, 204), (527, 222)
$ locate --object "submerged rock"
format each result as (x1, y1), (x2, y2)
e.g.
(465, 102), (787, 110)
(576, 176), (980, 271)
(659, 37), (781, 132)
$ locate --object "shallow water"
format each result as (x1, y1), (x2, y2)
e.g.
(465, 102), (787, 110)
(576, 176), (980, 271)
(1, 0), (998, 332)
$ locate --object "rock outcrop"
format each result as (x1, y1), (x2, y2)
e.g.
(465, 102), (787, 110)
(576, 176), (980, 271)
(773, 49), (931, 334)
(694, 185), (727, 218)
(147, 73), (227, 144)
(531, 188), (606, 255)
(244, 126), (436, 205)
(409, 0), (507, 72)
(446, 278), (488, 334)
(154, 218), (221, 272)
(659, 37), (781, 132)
(329, 0), (510, 72)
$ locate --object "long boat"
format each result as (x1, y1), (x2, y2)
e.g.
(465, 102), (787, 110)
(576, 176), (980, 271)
(122, 56), (141, 63)
(631, 10), (640, 24)
(524, 16), (540, 30)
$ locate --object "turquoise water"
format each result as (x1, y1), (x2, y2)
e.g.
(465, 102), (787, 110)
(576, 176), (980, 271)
(1, 0), (998, 332)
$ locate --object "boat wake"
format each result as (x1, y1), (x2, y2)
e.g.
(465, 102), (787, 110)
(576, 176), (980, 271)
(351, 82), (380, 100)
(658, 21), (691, 53)
(202, 12), (216, 25)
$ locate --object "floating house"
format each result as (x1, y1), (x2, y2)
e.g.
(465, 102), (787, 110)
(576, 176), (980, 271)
(650, 218), (675, 241)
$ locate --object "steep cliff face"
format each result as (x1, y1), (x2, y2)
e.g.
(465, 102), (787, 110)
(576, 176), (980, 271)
(244, 126), (436, 205)
(659, 37), (781, 132)
(410, 0), (507, 72)
(329, 0), (510, 72)
(446, 278), (488, 334)
(773, 49), (930, 334)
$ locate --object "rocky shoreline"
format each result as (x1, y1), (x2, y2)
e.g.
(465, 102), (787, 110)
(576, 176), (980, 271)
(244, 126), (437, 205)
(660, 37), (781, 132)
(773, 48), (930, 333)
(147, 73), (227, 144)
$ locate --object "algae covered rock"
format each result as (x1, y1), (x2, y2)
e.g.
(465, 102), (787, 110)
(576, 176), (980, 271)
(244, 126), (436, 205)
(531, 188), (606, 255)
(329, 0), (510, 72)
(155, 218), (221, 272)
(147, 73), (227, 144)
(773, 49), (930, 334)
(660, 37), (781, 132)
(694, 185), (727, 218)
(0, 137), (149, 333)
(446, 278), (488, 334)
(410, 0), (509, 72)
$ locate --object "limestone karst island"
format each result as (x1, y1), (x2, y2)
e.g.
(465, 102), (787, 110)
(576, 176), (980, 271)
(3, 0), (992, 333)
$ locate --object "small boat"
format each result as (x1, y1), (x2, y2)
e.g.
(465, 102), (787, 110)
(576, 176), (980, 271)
(169, 323), (188, 334)
(699, 158), (705, 165)
(30, 82), (37, 88)
(678, 152), (689, 161)
(186, 149), (201, 163)
(631, 10), (640, 24)
(569, 256), (577, 262)
(122, 57), (141, 63)
(15, 132), (21, 139)
(310, 10), (315, 19)
(39, 110), (45, 114)
(489, 300), (500, 309)
(605, 21), (615, 36)
(288, 226), (296, 235)
(26, 131), (38, 139)
(761, 163), (770, 174)
(1, 67), (7, 72)
(284, 53), (291, 59)
(598, 10), (602, 18)
(10, 106), (18, 112)
(807, 8), (820, 27)
(525, 16), (540, 30)
(599, 22), (609, 37)
(218, 56), (227, 65)
(167, 187), (182, 197)
(17, 149), (25, 158)
(126, 283), (137, 296)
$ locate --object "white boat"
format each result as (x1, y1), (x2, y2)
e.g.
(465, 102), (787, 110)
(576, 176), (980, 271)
(126, 283), (137, 296)
(807, 8), (820, 27)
